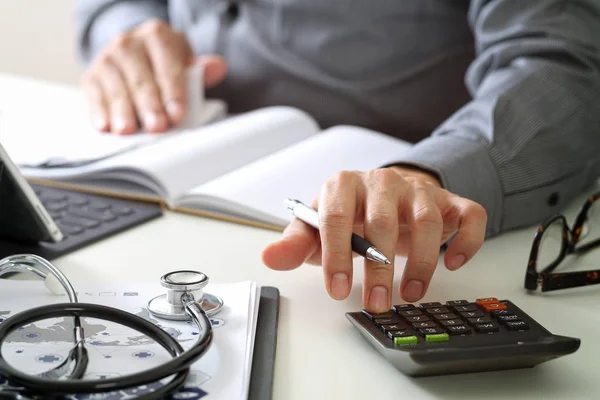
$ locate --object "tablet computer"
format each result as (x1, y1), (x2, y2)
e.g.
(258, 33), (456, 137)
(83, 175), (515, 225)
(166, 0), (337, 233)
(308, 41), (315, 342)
(0, 142), (63, 244)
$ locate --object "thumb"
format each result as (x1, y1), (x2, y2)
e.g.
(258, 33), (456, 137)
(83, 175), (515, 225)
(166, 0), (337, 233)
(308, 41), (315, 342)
(195, 55), (228, 89)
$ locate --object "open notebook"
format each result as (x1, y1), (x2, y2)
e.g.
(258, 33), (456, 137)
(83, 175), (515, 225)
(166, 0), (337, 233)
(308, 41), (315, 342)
(7, 106), (413, 231)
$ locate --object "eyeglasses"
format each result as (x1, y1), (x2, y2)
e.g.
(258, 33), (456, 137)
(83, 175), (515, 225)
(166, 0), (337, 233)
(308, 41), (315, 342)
(525, 192), (600, 292)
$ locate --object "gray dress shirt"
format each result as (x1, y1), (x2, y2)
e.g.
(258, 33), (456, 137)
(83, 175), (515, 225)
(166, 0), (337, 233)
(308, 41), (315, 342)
(75, 0), (600, 238)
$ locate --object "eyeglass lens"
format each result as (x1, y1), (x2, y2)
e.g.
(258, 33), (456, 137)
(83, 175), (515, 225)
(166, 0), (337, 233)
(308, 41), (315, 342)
(537, 218), (565, 271)
(577, 199), (600, 247)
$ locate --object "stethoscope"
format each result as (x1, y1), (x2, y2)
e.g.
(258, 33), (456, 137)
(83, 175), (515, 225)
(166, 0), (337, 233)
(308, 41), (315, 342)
(0, 253), (224, 400)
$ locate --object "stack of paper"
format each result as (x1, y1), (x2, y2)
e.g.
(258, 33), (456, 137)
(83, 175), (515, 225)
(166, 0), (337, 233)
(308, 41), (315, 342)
(0, 278), (260, 400)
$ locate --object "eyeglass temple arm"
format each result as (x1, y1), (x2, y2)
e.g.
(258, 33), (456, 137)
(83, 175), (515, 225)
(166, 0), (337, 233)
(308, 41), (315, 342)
(540, 270), (600, 292)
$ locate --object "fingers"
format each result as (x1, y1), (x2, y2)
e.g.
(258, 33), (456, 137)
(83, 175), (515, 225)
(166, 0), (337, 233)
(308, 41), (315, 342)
(318, 172), (362, 301)
(198, 55), (228, 88)
(261, 217), (320, 271)
(141, 21), (192, 125)
(400, 183), (444, 302)
(442, 198), (487, 271)
(81, 75), (109, 132)
(361, 169), (401, 313)
(94, 56), (137, 135)
(111, 32), (169, 132)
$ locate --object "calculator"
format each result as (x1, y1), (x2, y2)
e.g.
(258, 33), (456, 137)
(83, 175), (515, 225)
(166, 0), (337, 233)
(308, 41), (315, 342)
(346, 297), (580, 377)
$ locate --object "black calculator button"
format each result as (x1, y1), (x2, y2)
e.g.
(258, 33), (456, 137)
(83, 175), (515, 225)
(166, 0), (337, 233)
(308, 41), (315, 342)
(374, 317), (401, 326)
(446, 300), (469, 306)
(419, 302), (443, 309)
(447, 325), (472, 335)
(425, 307), (450, 314)
(474, 322), (500, 333)
(381, 324), (407, 333)
(399, 309), (423, 317)
(387, 330), (414, 340)
(497, 315), (519, 322)
(467, 316), (492, 324)
(452, 304), (479, 312)
(433, 313), (458, 321)
(393, 304), (416, 312)
(361, 310), (395, 321)
(412, 321), (437, 329)
(406, 315), (430, 323)
(440, 319), (463, 327)
(491, 310), (514, 318)
(505, 321), (530, 331)
(418, 327), (446, 336)
(460, 310), (484, 319)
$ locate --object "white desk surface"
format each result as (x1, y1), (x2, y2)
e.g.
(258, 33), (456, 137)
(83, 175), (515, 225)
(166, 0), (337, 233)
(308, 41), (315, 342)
(1, 73), (599, 400)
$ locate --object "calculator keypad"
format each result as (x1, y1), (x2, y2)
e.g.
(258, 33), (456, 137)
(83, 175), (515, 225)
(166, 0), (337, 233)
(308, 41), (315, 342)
(361, 298), (530, 346)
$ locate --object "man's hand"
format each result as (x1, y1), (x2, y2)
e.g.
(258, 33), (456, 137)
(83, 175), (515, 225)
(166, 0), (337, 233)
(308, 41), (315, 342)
(261, 166), (487, 313)
(81, 19), (227, 135)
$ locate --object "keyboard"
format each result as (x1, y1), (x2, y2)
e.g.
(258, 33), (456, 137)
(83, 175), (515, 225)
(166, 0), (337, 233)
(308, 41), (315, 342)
(346, 297), (581, 377)
(0, 184), (163, 260)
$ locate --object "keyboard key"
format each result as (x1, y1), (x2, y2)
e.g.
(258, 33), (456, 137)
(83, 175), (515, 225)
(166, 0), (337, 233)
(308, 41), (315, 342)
(482, 303), (507, 312)
(491, 310), (513, 318)
(467, 317), (492, 324)
(440, 319), (463, 327)
(406, 315), (430, 323)
(426, 333), (449, 343)
(387, 330), (413, 340)
(419, 302), (443, 309)
(399, 309), (423, 317)
(89, 201), (111, 211)
(40, 192), (67, 202)
(474, 322), (499, 333)
(45, 201), (68, 212)
(447, 325), (471, 335)
(61, 216), (101, 229)
(497, 315), (519, 322)
(381, 324), (407, 333)
(505, 321), (529, 331)
(394, 335), (418, 346)
(425, 307), (450, 314)
(114, 207), (134, 216)
(452, 304), (478, 312)
(460, 310), (484, 319)
(361, 310), (395, 321)
(393, 304), (416, 312)
(433, 313), (458, 321)
(412, 321), (436, 329)
(374, 317), (401, 326)
(446, 300), (469, 306)
(418, 327), (446, 336)
(476, 297), (499, 306)
(69, 209), (117, 222)
(57, 223), (84, 236)
(68, 196), (89, 206)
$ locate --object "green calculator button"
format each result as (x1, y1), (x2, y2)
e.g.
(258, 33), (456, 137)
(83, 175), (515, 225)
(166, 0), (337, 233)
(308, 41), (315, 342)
(394, 336), (418, 346)
(426, 333), (449, 342)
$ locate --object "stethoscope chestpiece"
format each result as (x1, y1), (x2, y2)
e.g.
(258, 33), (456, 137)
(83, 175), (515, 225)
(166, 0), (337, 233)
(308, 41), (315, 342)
(148, 270), (224, 321)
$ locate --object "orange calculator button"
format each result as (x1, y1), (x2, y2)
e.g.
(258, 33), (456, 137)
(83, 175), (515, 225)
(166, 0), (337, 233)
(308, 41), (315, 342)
(476, 297), (499, 306)
(482, 303), (507, 312)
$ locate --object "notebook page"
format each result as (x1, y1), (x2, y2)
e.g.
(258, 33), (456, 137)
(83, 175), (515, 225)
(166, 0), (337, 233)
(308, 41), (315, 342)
(178, 126), (413, 226)
(20, 106), (320, 202)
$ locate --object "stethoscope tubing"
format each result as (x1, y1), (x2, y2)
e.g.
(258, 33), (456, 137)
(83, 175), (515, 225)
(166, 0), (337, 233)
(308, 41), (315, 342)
(0, 302), (212, 397)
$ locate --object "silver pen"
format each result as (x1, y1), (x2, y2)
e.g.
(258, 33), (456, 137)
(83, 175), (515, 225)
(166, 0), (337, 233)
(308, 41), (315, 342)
(284, 198), (391, 264)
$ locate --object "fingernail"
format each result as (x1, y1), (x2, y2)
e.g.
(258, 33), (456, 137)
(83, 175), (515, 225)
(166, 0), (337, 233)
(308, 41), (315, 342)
(404, 280), (424, 302)
(112, 117), (128, 133)
(330, 273), (349, 300)
(92, 116), (107, 131)
(449, 254), (466, 270)
(166, 101), (185, 120)
(143, 112), (159, 130)
(368, 286), (389, 312)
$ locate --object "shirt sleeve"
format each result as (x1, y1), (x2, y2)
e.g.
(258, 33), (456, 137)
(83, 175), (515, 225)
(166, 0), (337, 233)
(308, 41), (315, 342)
(389, 0), (600, 237)
(75, 0), (169, 63)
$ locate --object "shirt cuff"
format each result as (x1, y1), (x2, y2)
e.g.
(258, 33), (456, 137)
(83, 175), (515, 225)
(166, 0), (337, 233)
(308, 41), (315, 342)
(385, 134), (503, 237)
(79, 1), (169, 63)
